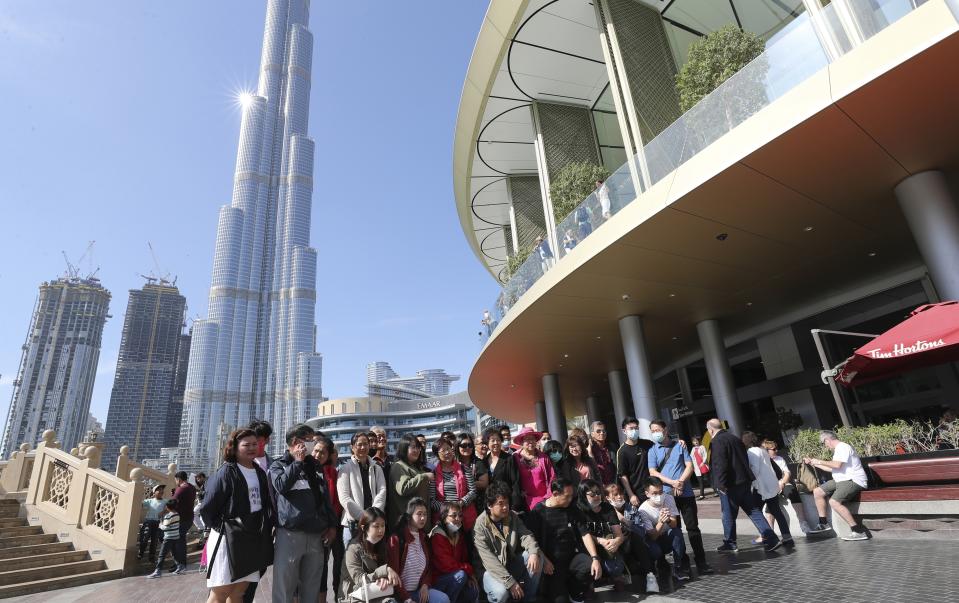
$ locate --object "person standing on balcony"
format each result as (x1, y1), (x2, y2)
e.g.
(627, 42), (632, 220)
(534, 236), (554, 273)
(269, 423), (338, 603)
(596, 180), (611, 220)
(574, 205), (592, 239)
(562, 230), (577, 254)
(482, 309), (493, 336)
(805, 430), (869, 540)
(338, 432), (388, 547)
(587, 421), (616, 487)
(138, 484), (166, 561)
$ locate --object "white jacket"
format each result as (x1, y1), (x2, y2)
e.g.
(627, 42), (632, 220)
(336, 456), (387, 525)
(746, 447), (781, 501)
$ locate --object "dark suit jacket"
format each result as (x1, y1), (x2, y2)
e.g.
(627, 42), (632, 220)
(709, 430), (755, 491)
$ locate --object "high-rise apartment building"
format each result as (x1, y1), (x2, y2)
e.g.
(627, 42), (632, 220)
(365, 361), (460, 402)
(1, 276), (111, 457)
(101, 282), (187, 470)
(179, 0), (323, 469)
(164, 329), (191, 448)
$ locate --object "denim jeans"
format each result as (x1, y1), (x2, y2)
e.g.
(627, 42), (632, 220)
(645, 526), (686, 564)
(411, 588), (451, 603)
(434, 570), (479, 603)
(719, 483), (776, 545)
(483, 551), (541, 603)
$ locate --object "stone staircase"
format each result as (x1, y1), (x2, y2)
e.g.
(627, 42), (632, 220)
(0, 498), (121, 598)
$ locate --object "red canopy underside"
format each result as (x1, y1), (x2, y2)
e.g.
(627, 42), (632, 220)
(836, 302), (959, 387)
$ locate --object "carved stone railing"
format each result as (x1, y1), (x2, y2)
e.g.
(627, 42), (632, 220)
(115, 445), (177, 494)
(0, 442), (38, 496)
(24, 431), (143, 573)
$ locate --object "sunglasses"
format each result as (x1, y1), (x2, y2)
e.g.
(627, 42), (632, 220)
(459, 443), (474, 449)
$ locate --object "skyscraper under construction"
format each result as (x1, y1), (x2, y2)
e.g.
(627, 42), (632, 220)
(179, 0), (322, 469)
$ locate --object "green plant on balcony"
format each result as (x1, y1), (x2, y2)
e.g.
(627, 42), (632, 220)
(502, 243), (534, 282)
(676, 25), (767, 112)
(548, 161), (610, 223)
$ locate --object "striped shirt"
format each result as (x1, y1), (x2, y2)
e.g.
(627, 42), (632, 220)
(429, 464), (476, 512)
(400, 531), (426, 592)
(160, 511), (180, 541)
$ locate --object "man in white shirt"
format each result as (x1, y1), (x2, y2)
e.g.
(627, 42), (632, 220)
(803, 430), (869, 541)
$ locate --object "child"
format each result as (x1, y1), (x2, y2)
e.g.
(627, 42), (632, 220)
(148, 499), (186, 578)
(604, 482), (658, 594)
(637, 477), (688, 584)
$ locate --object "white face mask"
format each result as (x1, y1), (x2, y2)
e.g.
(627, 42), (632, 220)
(610, 499), (625, 509)
(648, 494), (663, 506)
(446, 522), (460, 534)
(626, 429), (640, 441)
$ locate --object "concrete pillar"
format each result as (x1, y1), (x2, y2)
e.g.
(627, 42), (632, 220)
(618, 315), (656, 438)
(608, 369), (630, 437)
(586, 395), (603, 429)
(677, 367), (694, 407)
(542, 374), (568, 443)
(895, 171), (959, 301)
(534, 400), (548, 433)
(696, 319), (745, 435)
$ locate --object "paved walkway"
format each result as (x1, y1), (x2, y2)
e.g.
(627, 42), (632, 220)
(10, 533), (956, 603)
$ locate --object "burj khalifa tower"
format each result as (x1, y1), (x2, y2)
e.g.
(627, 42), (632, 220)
(180, 0), (323, 468)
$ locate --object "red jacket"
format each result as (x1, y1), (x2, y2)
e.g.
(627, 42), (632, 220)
(387, 526), (433, 600)
(322, 464), (342, 518)
(429, 525), (473, 578)
(432, 460), (478, 531)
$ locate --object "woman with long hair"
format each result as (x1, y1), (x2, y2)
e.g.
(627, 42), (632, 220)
(314, 436), (344, 603)
(576, 479), (627, 585)
(388, 498), (449, 603)
(430, 501), (480, 603)
(388, 434), (435, 530)
(512, 427), (555, 512)
(555, 435), (600, 488)
(455, 433), (489, 514)
(430, 438), (478, 531)
(338, 432), (388, 547)
(199, 428), (275, 603)
(340, 508), (401, 603)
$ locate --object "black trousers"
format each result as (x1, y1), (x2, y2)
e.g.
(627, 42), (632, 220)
(543, 553), (593, 603)
(674, 495), (706, 565)
(138, 520), (160, 558)
(624, 531), (653, 575)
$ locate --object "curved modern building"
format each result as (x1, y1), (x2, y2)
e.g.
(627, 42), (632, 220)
(307, 391), (477, 459)
(455, 0), (959, 442)
(179, 0), (323, 470)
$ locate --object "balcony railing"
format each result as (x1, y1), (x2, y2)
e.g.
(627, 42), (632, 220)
(488, 0), (924, 334)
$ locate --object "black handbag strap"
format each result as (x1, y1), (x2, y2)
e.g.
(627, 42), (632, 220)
(657, 443), (676, 472)
(206, 529), (223, 580)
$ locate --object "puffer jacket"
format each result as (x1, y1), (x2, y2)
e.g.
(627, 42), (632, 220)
(269, 452), (338, 532)
(473, 510), (539, 589)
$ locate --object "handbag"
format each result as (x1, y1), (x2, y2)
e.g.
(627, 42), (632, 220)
(349, 575), (394, 602)
(692, 447), (710, 475)
(218, 511), (272, 581)
(795, 463), (820, 494)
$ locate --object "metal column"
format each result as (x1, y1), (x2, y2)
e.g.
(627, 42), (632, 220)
(586, 395), (603, 429)
(534, 400), (548, 433)
(608, 369), (631, 436)
(542, 374), (568, 443)
(618, 315), (656, 438)
(895, 171), (959, 301)
(696, 319), (745, 435)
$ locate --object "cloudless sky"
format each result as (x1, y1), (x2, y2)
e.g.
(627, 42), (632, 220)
(0, 1), (496, 426)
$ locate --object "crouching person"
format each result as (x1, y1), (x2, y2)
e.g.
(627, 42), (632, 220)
(388, 498), (449, 603)
(474, 481), (542, 603)
(430, 501), (480, 603)
(527, 478), (603, 603)
(340, 508), (402, 603)
(638, 477), (688, 584)
(604, 482), (659, 593)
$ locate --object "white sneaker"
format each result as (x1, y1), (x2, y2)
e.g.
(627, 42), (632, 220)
(807, 522), (832, 534)
(645, 572), (659, 593)
(841, 531), (869, 541)
(147, 570), (161, 579)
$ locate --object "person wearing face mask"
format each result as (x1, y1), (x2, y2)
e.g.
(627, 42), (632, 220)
(604, 483), (658, 594)
(575, 479), (627, 587)
(430, 501), (480, 603)
(526, 478), (603, 603)
(341, 508), (402, 603)
(498, 425), (513, 454)
(637, 477), (689, 585)
(543, 440), (564, 466)
(556, 436), (600, 488)
(646, 421), (712, 577)
(616, 417), (655, 509)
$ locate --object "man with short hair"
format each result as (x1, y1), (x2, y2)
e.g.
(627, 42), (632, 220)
(370, 426), (393, 477)
(805, 430), (869, 540)
(706, 419), (779, 552)
(499, 425), (512, 451)
(647, 420), (711, 575)
(474, 481), (542, 603)
(616, 417), (654, 508)
(270, 423), (339, 602)
(587, 421), (615, 486)
(171, 471), (195, 568)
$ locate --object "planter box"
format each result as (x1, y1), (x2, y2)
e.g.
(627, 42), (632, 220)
(863, 448), (959, 488)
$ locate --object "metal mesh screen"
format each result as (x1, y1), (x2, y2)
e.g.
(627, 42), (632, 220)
(508, 175), (546, 252)
(503, 225), (515, 257)
(604, 0), (682, 142)
(536, 103), (601, 179)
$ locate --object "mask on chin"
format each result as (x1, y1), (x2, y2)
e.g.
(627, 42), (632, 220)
(610, 499), (625, 509)
(446, 522), (460, 534)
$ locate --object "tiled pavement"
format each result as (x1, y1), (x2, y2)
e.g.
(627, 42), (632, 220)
(9, 533), (957, 603)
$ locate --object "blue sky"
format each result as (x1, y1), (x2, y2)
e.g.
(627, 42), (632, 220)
(0, 1), (496, 426)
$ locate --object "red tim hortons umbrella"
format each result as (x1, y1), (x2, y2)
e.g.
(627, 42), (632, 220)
(835, 302), (959, 388)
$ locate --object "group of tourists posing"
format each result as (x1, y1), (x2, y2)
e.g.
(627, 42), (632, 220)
(191, 414), (864, 603)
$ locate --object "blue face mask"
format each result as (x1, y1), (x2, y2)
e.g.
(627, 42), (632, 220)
(625, 429), (640, 441)
(651, 432), (665, 444)
(549, 452), (563, 463)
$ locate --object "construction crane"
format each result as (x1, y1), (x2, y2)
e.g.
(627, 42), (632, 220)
(140, 242), (176, 287)
(61, 241), (99, 281)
